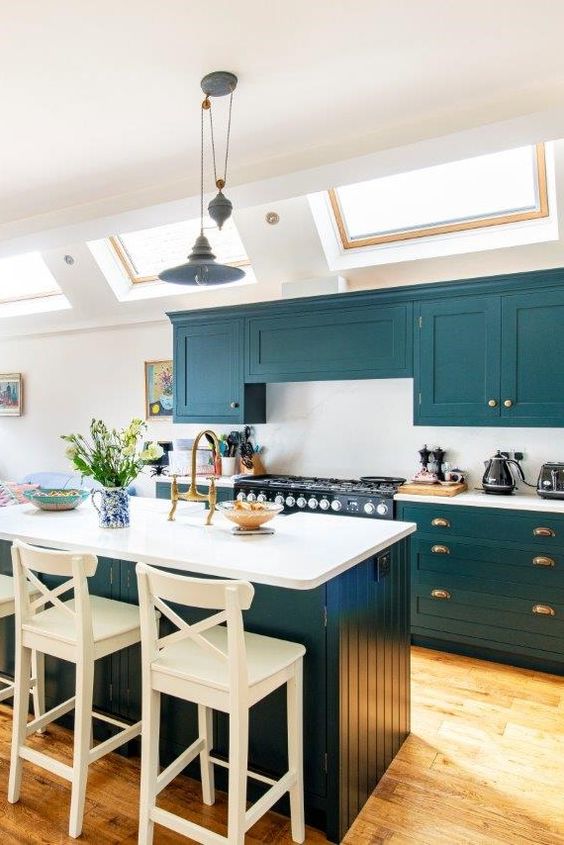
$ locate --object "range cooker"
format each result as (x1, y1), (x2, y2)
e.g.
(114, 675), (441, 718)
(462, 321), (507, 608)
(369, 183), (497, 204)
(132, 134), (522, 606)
(233, 475), (406, 520)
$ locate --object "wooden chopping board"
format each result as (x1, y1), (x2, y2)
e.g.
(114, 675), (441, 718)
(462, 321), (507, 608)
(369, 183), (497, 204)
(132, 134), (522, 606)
(398, 482), (467, 497)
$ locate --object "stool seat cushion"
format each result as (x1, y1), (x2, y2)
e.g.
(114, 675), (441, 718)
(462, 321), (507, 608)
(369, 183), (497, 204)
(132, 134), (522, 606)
(22, 595), (140, 645)
(152, 625), (306, 692)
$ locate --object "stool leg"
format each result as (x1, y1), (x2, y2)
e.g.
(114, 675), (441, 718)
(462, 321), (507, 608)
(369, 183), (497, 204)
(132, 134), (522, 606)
(8, 643), (32, 803)
(227, 701), (249, 845)
(138, 686), (161, 845)
(31, 650), (45, 720)
(68, 657), (94, 838)
(287, 660), (305, 844)
(198, 704), (215, 806)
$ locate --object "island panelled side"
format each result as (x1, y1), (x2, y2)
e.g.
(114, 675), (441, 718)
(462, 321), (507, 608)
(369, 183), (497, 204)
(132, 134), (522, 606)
(0, 537), (410, 844)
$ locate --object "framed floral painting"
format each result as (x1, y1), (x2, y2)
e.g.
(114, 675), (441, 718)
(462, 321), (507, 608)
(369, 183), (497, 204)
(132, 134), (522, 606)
(145, 360), (173, 420)
(0, 373), (23, 416)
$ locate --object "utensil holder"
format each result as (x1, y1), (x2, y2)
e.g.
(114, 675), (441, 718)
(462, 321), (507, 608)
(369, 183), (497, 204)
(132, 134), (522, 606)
(240, 454), (266, 476)
(221, 456), (239, 476)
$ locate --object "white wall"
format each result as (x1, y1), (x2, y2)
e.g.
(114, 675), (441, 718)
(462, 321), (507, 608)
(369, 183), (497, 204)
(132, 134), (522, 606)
(0, 323), (562, 493)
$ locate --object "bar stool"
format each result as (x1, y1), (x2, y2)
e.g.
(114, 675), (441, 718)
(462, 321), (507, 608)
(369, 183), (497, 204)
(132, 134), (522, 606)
(0, 573), (44, 717)
(9, 540), (143, 838)
(136, 563), (306, 845)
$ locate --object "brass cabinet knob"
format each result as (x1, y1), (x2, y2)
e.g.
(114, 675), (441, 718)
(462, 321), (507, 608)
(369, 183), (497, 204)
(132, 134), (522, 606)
(431, 589), (451, 600)
(229, 401), (240, 409)
(532, 604), (555, 617)
(533, 527), (556, 538)
(532, 556), (556, 567)
(431, 544), (450, 555)
(503, 399), (513, 408)
(431, 517), (450, 528)
(488, 399), (498, 407)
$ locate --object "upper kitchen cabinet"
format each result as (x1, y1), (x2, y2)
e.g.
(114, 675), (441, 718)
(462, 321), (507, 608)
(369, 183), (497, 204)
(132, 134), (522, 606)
(172, 317), (265, 424)
(500, 288), (564, 424)
(246, 302), (413, 382)
(415, 295), (501, 425)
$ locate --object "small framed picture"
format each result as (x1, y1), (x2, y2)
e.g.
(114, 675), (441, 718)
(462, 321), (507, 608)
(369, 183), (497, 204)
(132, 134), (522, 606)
(0, 373), (23, 416)
(145, 360), (173, 420)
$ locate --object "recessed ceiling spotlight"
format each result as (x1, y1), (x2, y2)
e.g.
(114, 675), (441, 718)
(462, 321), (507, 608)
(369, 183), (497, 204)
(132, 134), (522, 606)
(265, 212), (280, 225)
(64, 254), (75, 265)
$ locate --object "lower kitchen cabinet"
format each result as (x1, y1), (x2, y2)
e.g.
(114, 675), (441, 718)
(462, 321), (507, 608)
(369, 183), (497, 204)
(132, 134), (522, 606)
(397, 501), (564, 673)
(155, 481), (233, 505)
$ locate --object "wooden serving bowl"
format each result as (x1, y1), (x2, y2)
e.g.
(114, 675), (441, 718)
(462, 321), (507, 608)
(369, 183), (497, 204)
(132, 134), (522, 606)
(217, 501), (283, 530)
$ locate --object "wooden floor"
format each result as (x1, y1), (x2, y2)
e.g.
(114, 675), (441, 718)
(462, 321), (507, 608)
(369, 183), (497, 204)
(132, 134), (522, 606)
(0, 647), (563, 843)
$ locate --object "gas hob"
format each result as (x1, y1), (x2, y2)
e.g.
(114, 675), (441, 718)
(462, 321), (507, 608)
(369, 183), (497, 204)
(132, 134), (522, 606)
(233, 475), (406, 520)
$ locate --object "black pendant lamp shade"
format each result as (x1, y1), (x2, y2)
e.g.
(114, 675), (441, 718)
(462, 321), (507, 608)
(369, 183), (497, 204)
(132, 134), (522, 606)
(158, 233), (245, 286)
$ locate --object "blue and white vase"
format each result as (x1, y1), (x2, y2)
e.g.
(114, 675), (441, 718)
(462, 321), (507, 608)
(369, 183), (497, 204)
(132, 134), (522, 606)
(91, 487), (130, 529)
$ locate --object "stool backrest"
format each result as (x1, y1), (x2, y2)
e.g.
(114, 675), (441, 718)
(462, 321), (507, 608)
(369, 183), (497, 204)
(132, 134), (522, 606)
(136, 563), (255, 695)
(11, 540), (98, 647)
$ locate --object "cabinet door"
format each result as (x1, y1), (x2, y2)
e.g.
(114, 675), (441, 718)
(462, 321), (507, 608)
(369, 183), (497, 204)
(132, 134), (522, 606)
(174, 319), (243, 423)
(501, 288), (564, 425)
(416, 296), (501, 424)
(247, 303), (412, 382)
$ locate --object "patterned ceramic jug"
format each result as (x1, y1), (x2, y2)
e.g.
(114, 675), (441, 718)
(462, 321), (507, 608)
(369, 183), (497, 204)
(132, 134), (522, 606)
(91, 487), (130, 528)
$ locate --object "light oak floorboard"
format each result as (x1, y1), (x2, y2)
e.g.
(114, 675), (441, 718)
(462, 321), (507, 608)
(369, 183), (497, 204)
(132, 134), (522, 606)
(0, 647), (563, 843)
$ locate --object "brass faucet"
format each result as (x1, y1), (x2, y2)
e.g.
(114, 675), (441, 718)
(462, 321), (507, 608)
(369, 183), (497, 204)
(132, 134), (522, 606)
(168, 429), (220, 525)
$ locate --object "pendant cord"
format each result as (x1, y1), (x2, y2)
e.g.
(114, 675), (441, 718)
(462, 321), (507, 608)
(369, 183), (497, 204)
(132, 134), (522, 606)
(208, 89), (234, 188)
(200, 101), (205, 235)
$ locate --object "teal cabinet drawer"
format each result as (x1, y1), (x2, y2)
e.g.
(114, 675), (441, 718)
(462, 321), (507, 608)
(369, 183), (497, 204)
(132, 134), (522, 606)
(399, 503), (564, 549)
(246, 303), (412, 382)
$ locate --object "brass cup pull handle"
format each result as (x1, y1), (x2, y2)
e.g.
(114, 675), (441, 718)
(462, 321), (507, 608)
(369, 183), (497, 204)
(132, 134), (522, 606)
(488, 399), (498, 408)
(431, 517), (450, 528)
(431, 544), (450, 555)
(431, 589), (451, 600)
(533, 556), (556, 568)
(503, 399), (513, 408)
(532, 604), (555, 617)
(229, 401), (240, 409)
(533, 527), (556, 538)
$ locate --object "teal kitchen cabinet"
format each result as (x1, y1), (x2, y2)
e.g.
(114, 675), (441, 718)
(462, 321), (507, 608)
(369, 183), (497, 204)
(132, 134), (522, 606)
(246, 302), (413, 382)
(398, 501), (564, 673)
(500, 287), (564, 424)
(172, 317), (265, 424)
(415, 295), (501, 424)
(155, 481), (233, 506)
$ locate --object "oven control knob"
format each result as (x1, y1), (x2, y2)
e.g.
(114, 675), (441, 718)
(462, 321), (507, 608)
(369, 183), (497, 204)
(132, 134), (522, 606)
(236, 491), (246, 501)
(319, 498), (330, 511)
(247, 493), (257, 502)
(308, 497), (318, 510)
(285, 495), (296, 507)
(363, 502), (376, 515)
(376, 502), (389, 516)
(297, 496), (307, 508)
(274, 494), (285, 506)
(331, 499), (342, 512)
(257, 493), (267, 503)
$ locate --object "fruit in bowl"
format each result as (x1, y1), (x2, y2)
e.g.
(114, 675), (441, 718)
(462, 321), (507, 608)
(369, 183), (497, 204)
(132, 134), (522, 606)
(218, 500), (283, 531)
(23, 488), (90, 512)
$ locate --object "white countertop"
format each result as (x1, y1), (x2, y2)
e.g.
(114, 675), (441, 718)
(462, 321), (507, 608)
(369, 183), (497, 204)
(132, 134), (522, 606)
(395, 489), (564, 514)
(0, 497), (415, 591)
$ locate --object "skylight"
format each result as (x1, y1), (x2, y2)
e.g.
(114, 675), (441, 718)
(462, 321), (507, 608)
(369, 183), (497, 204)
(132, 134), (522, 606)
(330, 144), (548, 248)
(109, 217), (250, 284)
(0, 252), (61, 303)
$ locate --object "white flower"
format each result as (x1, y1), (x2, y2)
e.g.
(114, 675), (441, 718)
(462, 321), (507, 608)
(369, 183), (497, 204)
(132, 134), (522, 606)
(141, 442), (164, 462)
(122, 443), (136, 457)
(65, 445), (78, 460)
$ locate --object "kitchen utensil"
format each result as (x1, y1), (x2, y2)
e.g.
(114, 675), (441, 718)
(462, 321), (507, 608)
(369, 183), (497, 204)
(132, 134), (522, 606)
(218, 500), (282, 530)
(537, 462), (564, 499)
(482, 450), (525, 495)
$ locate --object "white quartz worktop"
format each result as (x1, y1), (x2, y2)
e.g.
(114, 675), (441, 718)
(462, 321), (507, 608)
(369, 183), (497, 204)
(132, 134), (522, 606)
(395, 489), (564, 514)
(0, 497), (415, 590)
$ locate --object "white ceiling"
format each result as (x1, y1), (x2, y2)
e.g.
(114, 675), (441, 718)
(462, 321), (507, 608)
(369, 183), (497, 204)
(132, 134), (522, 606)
(3, 0), (564, 231)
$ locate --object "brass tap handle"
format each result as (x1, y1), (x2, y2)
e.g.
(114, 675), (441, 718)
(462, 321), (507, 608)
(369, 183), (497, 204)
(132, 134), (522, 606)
(532, 604), (555, 617)
(431, 517), (450, 528)
(532, 556), (556, 567)
(533, 527), (556, 538)
(168, 475), (179, 521)
(431, 589), (451, 600)
(431, 544), (450, 555)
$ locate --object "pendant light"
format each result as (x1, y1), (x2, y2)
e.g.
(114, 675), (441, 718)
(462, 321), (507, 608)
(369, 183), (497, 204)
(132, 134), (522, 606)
(159, 71), (245, 287)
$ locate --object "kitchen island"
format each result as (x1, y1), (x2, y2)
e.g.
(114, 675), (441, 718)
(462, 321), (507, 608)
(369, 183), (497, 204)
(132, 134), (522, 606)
(0, 497), (415, 843)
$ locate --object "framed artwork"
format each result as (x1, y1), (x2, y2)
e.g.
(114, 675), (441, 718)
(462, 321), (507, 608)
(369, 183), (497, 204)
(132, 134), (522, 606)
(0, 373), (23, 416)
(145, 360), (173, 420)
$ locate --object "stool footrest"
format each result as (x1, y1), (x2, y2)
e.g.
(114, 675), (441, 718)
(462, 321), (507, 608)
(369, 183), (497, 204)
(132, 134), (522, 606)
(92, 710), (131, 730)
(208, 754), (277, 787)
(26, 696), (75, 736)
(19, 746), (73, 782)
(245, 770), (296, 832)
(151, 806), (227, 845)
(156, 736), (205, 794)
(89, 720), (141, 764)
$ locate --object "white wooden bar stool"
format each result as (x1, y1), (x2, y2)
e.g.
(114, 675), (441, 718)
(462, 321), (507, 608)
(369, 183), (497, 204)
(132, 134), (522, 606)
(9, 540), (143, 839)
(0, 573), (44, 716)
(136, 563), (306, 845)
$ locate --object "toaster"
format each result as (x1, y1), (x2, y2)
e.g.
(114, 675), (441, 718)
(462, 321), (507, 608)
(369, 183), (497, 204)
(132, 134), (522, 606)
(537, 463), (564, 499)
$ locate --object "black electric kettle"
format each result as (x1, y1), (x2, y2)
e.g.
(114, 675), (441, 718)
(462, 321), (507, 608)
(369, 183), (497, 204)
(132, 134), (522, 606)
(482, 451), (525, 495)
